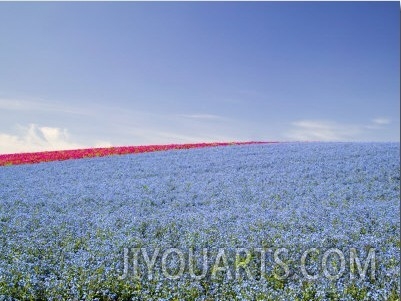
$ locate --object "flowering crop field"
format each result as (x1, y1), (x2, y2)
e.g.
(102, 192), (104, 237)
(0, 142), (399, 300)
(0, 142), (265, 166)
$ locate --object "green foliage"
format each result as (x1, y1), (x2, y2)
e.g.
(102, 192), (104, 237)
(345, 283), (368, 300)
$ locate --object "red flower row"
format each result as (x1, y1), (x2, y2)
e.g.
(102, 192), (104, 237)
(0, 141), (271, 166)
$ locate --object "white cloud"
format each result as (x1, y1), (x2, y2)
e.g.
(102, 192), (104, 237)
(287, 117), (397, 142)
(0, 124), (84, 154)
(122, 126), (236, 145)
(365, 117), (391, 130)
(372, 117), (390, 125)
(287, 120), (361, 141)
(178, 114), (226, 121)
(0, 99), (27, 110)
(0, 98), (91, 115)
(155, 131), (236, 143)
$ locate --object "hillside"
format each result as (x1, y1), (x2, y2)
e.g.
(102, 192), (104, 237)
(0, 142), (399, 300)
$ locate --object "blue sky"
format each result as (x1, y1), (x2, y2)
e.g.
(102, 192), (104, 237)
(0, 2), (399, 153)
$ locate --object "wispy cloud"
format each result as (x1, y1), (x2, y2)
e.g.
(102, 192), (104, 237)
(0, 98), (91, 115)
(372, 117), (391, 125)
(0, 124), (113, 154)
(287, 117), (395, 142)
(287, 120), (361, 141)
(122, 125), (237, 145)
(178, 114), (227, 121)
(365, 117), (392, 130)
